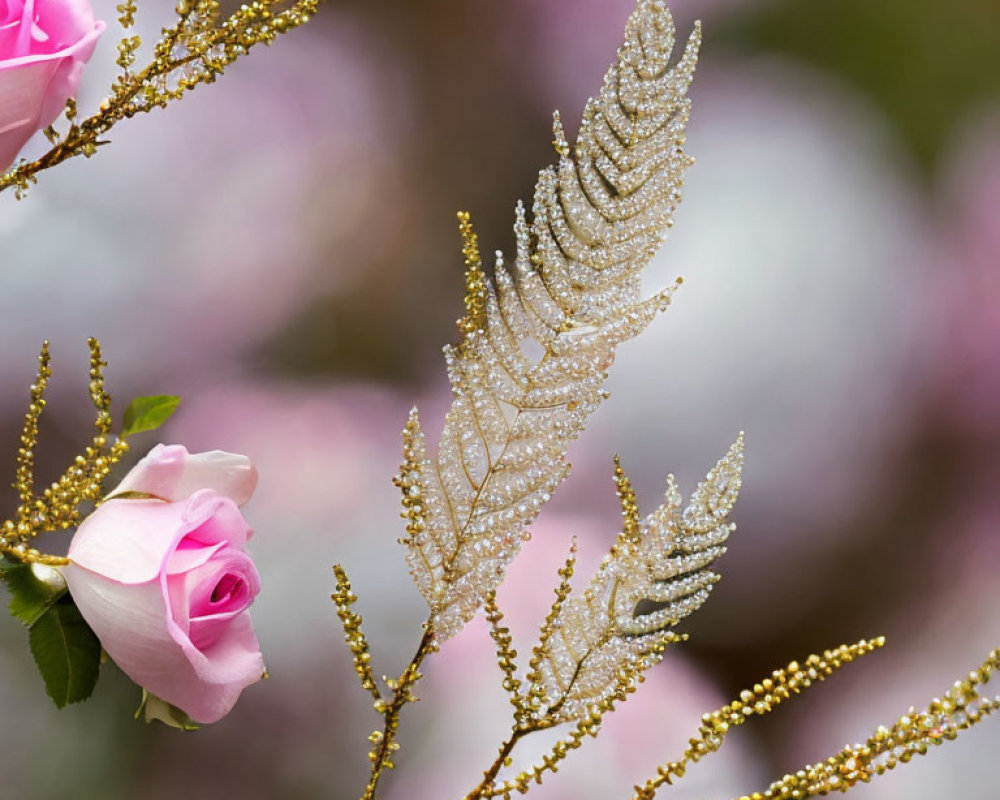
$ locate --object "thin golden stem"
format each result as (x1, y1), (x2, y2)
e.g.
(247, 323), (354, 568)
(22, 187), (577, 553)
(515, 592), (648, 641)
(360, 624), (437, 800)
(630, 638), (887, 800)
(0, 42), (218, 192)
(0, 340), (129, 566)
(462, 725), (533, 800)
(0, 0), (323, 197)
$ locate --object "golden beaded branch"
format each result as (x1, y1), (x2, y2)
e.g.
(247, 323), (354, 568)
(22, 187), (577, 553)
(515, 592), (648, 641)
(338, 411), (450, 800)
(738, 648), (1000, 800)
(395, 410), (430, 552)
(484, 591), (528, 720)
(331, 565), (382, 704)
(631, 638), (886, 799)
(613, 455), (641, 545)
(464, 633), (685, 800)
(356, 625), (439, 800)
(524, 538), (579, 719)
(0, 340), (130, 566)
(455, 211), (489, 339)
(0, 0), (325, 198)
(465, 713), (605, 800)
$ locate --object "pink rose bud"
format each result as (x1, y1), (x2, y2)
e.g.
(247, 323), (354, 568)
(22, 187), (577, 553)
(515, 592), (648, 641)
(62, 445), (265, 724)
(0, 0), (105, 170)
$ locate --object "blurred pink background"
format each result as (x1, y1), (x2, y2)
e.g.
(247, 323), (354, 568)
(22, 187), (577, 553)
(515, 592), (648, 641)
(0, 0), (998, 798)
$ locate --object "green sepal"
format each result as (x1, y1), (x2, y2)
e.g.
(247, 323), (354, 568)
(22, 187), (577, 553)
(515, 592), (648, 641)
(121, 395), (181, 437)
(136, 689), (200, 730)
(0, 557), (67, 626)
(28, 597), (102, 708)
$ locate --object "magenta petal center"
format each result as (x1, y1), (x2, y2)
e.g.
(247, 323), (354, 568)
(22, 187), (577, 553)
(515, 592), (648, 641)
(210, 573), (246, 607)
(168, 544), (261, 652)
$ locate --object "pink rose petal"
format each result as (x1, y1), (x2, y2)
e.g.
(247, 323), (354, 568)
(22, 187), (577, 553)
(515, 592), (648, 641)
(63, 448), (264, 724)
(0, 0), (104, 169)
(112, 444), (259, 507)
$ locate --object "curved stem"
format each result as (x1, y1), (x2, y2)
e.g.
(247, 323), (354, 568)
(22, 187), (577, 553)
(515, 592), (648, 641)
(462, 725), (533, 800)
(0, 43), (217, 194)
(360, 624), (437, 800)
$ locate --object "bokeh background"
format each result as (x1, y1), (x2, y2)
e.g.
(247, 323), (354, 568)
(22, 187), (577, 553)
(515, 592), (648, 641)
(1, 0), (999, 798)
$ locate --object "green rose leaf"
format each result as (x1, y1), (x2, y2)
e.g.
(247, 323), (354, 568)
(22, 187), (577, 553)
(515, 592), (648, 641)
(121, 395), (181, 437)
(0, 557), (67, 626)
(29, 598), (102, 709)
(136, 689), (200, 730)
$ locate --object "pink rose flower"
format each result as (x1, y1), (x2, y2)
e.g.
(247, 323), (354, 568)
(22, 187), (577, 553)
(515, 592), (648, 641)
(0, 0), (104, 170)
(62, 444), (265, 724)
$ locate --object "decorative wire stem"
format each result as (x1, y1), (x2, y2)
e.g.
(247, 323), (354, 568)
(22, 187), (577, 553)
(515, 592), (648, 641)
(463, 725), (535, 800)
(0, 0), (323, 197)
(361, 624), (438, 800)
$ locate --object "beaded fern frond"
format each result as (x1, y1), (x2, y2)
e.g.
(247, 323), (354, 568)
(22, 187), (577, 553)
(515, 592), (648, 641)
(329, 2), (1000, 798)
(525, 438), (743, 725)
(398, 0), (701, 642)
